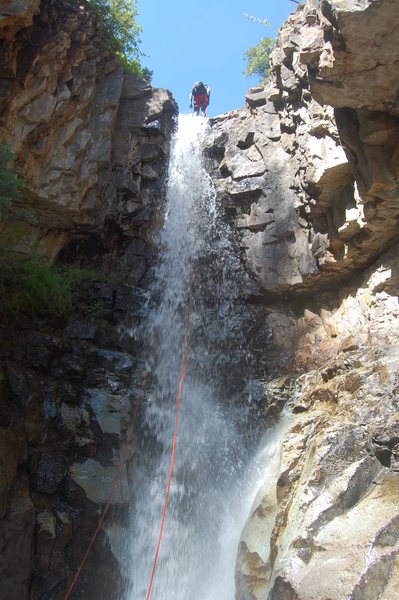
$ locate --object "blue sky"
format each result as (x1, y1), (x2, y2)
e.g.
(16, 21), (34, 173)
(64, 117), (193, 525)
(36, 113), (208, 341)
(136, 1), (296, 117)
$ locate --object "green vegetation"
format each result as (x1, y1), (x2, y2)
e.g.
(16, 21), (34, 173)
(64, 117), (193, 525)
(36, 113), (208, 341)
(0, 143), (36, 225)
(0, 143), (21, 219)
(0, 143), (97, 321)
(235, 204), (252, 220)
(243, 13), (275, 82)
(244, 37), (275, 81)
(0, 249), (96, 320)
(81, 298), (104, 316)
(87, 0), (152, 81)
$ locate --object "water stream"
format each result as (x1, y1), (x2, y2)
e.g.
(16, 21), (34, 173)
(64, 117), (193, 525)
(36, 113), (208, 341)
(124, 115), (282, 600)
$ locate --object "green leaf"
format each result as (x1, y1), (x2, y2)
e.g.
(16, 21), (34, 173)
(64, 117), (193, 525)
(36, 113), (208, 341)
(86, 0), (151, 79)
(243, 36), (275, 81)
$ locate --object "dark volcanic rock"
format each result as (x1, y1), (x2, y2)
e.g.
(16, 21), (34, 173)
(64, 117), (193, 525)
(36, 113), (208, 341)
(32, 453), (66, 495)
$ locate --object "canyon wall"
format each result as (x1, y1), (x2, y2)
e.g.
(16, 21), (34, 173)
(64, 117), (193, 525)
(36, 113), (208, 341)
(205, 0), (399, 597)
(0, 1), (177, 598)
(1, 0), (399, 599)
(0, 0), (176, 275)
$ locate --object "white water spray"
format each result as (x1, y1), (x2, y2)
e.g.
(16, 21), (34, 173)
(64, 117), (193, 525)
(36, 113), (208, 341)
(124, 115), (285, 600)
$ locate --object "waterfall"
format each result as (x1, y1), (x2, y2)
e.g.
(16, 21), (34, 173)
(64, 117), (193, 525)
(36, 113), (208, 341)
(124, 114), (277, 600)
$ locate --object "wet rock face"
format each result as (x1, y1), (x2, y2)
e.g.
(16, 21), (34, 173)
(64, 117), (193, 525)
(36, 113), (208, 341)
(206, 0), (399, 297)
(0, 0), (177, 271)
(206, 109), (318, 293)
(0, 281), (148, 599)
(0, 1), (177, 598)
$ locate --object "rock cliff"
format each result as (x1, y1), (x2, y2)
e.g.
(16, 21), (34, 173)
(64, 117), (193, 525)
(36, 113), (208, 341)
(0, 1), (177, 598)
(204, 1), (399, 598)
(0, 0), (176, 273)
(1, 0), (399, 599)
(207, 0), (399, 297)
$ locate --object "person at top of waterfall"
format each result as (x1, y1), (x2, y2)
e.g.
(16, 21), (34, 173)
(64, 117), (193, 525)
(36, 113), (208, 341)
(189, 81), (210, 117)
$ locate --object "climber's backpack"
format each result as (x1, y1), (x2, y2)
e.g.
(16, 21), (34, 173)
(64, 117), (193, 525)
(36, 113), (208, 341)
(192, 82), (206, 95)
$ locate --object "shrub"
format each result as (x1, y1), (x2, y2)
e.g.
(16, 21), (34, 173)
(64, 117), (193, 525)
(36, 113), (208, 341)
(0, 138), (96, 323)
(0, 144), (21, 216)
(87, 0), (152, 80)
(0, 143), (37, 225)
(242, 13), (275, 82)
(243, 36), (275, 82)
(0, 249), (95, 320)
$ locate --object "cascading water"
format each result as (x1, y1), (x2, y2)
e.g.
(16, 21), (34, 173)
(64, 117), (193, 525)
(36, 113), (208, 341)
(124, 114), (282, 600)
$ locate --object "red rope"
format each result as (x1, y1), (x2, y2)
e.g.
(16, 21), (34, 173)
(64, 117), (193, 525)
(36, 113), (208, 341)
(64, 260), (195, 600)
(64, 342), (155, 600)
(145, 263), (195, 600)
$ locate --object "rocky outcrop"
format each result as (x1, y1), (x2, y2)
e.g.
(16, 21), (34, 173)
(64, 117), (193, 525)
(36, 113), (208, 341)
(0, 0), (40, 37)
(236, 244), (399, 599)
(0, 2), (177, 599)
(0, 0), (176, 277)
(2, 0), (399, 598)
(0, 282), (148, 599)
(226, 1), (399, 598)
(206, 0), (399, 297)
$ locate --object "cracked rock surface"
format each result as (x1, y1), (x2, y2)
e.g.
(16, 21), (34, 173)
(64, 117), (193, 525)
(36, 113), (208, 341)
(206, 0), (399, 297)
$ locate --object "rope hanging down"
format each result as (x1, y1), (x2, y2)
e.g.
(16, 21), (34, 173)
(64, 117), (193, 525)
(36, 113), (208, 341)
(63, 341), (155, 600)
(64, 260), (195, 599)
(145, 262), (195, 600)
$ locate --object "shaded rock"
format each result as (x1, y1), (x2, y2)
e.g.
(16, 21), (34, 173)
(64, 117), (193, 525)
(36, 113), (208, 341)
(70, 458), (129, 505)
(65, 319), (98, 340)
(0, 0), (40, 36)
(0, 424), (27, 518)
(35, 510), (56, 576)
(5, 363), (34, 405)
(11, 332), (62, 370)
(84, 387), (130, 436)
(245, 86), (269, 108)
(0, 474), (34, 600)
(269, 577), (297, 600)
(50, 353), (86, 380)
(32, 453), (66, 495)
(32, 509), (72, 596)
